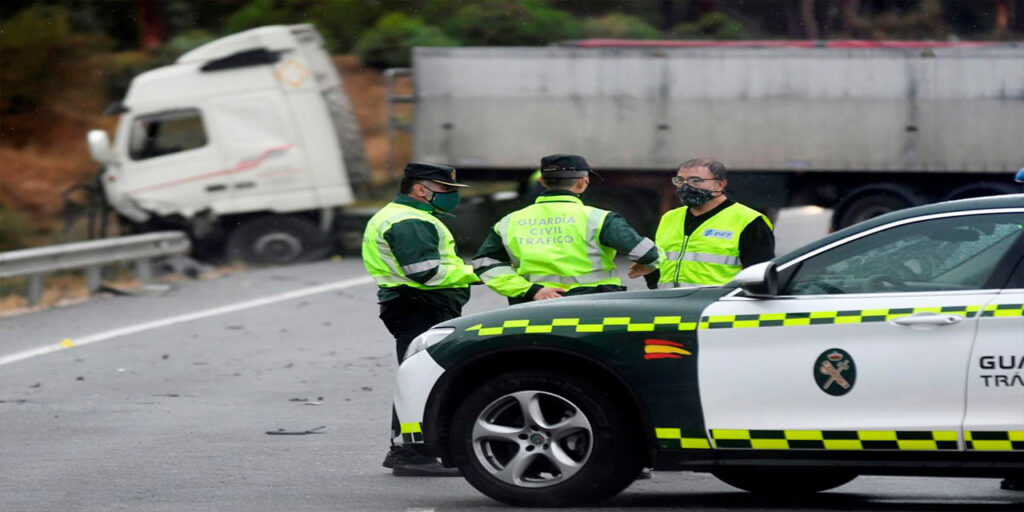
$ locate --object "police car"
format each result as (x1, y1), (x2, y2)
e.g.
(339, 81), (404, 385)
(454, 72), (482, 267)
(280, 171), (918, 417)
(394, 194), (1024, 507)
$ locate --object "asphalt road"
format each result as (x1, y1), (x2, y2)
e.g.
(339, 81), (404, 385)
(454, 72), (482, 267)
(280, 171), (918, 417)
(2, 208), (1022, 512)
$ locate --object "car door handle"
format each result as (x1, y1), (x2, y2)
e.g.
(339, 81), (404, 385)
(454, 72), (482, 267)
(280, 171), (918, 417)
(890, 313), (964, 328)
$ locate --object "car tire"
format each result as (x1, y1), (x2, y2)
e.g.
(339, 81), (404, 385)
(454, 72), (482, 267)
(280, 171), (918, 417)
(712, 468), (857, 494)
(225, 215), (328, 265)
(450, 371), (643, 507)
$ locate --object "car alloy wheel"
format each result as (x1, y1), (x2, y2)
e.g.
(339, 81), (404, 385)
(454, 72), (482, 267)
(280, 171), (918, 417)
(471, 389), (593, 488)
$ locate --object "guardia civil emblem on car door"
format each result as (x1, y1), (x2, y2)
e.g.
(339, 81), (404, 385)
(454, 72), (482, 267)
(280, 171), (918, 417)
(814, 348), (856, 396)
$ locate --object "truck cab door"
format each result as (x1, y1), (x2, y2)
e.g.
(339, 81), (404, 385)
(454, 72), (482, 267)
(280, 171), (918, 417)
(697, 211), (1023, 452)
(118, 108), (222, 218)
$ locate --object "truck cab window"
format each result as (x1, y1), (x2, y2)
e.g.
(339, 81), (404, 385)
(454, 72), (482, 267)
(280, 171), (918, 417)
(129, 109), (207, 160)
(781, 213), (1024, 295)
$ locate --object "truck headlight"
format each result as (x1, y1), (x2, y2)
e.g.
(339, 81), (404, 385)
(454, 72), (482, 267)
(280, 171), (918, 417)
(403, 327), (455, 362)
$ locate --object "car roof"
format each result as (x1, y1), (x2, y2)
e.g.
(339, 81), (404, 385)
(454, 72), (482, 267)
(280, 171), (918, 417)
(776, 193), (1024, 264)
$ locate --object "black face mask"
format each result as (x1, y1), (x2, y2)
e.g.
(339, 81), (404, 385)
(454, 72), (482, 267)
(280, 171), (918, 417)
(675, 184), (717, 207)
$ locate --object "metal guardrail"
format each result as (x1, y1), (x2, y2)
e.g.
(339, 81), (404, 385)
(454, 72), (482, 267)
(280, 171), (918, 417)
(0, 231), (191, 306)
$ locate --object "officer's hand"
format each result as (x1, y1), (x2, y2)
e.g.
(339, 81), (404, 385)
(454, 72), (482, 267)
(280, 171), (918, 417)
(628, 262), (657, 278)
(533, 287), (565, 301)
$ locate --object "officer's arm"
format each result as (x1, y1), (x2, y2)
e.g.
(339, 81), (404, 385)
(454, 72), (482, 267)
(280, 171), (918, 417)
(599, 212), (661, 266)
(471, 228), (539, 299)
(738, 217), (776, 267)
(383, 219), (444, 284)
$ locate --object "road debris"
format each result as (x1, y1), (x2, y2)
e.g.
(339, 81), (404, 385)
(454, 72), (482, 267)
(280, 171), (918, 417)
(266, 425), (325, 436)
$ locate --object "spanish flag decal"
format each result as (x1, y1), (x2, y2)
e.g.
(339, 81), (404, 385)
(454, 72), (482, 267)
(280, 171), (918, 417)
(644, 339), (692, 360)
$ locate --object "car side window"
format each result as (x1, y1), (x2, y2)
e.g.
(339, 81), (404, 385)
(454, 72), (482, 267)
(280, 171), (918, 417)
(782, 213), (1024, 295)
(129, 109), (207, 160)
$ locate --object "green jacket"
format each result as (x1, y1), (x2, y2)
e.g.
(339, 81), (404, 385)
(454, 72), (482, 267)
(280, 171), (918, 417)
(362, 194), (478, 311)
(474, 191), (659, 301)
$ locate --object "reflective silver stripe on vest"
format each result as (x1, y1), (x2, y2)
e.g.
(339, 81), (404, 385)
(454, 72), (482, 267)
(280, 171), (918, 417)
(629, 237), (655, 260)
(401, 259), (440, 275)
(495, 216), (520, 267)
(423, 261), (450, 286)
(527, 270), (617, 285)
(585, 208), (607, 272)
(680, 252), (741, 266)
(472, 257), (504, 270)
(665, 251), (681, 260)
(479, 265), (516, 283)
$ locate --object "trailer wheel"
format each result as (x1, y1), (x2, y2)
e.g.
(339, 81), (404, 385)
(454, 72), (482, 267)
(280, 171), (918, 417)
(226, 215), (328, 265)
(943, 182), (1022, 201)
(832, 185), (922, 230)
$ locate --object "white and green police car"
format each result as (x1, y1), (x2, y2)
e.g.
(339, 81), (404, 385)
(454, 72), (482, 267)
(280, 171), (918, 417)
(395, 194), (1024, 507)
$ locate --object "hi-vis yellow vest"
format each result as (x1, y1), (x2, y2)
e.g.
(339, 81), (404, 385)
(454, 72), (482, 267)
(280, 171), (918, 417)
(656, 203), (771, 288)
(362, 202), (476, 290)
(495, 195), (620, 291)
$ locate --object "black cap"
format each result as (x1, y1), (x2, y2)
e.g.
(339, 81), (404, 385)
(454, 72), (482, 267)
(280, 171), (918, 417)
(403, 162), (468, 188)
(540, 154), (592, 179)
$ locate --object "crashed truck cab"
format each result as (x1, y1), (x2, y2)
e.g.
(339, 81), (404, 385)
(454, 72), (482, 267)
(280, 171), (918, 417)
(86, 24), (369, 263)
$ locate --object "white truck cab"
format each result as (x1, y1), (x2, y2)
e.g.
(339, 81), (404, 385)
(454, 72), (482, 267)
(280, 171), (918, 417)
(87, 24), (369, 263)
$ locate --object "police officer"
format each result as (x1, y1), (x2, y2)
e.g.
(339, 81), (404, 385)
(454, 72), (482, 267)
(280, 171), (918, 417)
(474, 154), (659, 303)
(362, 162), (479, 476)
(634, 158), (774, 288)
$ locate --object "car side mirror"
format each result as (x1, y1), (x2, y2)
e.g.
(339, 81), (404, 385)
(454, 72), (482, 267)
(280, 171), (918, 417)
(87, 129), (117, 165)
(728, 261), (779, 297)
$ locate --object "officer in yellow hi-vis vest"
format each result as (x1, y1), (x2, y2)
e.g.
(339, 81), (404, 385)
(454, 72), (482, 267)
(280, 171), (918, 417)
(362, 162), (478, 477)
(474, 154), (660, 304)
(635, 158), (774, 289)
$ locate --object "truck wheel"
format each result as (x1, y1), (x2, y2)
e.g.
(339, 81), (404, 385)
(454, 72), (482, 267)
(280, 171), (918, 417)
(225, 215), (327, 265)
(832, 186), (922, 230)
(944, 181), (1021, 201)
(450, 371), (642, 507)
(712, 469), (857, 494)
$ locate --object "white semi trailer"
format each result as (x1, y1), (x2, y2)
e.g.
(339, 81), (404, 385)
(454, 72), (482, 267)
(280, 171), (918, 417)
(86, 24), (370, 264)
(400, 41), (1024, 233)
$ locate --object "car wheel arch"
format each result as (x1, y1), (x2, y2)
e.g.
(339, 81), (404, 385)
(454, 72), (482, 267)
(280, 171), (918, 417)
(423, 346), (656, 467)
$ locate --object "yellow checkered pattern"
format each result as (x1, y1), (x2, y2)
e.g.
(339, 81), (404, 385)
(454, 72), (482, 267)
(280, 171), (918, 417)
(981, 303), (1024, 318)
(655, 428), (712, 449)
(965, 431), (1024, 451)
(699, 305), (986, 330)
(400, 422), (423, 443)
(462, 304), (1023, 337)
(465, 316), (698, 336)
(707, 429), (959, 450)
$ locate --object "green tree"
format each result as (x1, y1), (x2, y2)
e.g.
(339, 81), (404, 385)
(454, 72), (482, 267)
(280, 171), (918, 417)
(583, 13), (661, 39)
(670, 12), (749, 40)
(443, 0), (582, 46)
(355, 13), (457, 69)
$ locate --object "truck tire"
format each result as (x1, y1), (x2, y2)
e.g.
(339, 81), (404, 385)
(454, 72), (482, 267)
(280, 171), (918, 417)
(225, 215), (328, 265)
(712, 469), (857, 494)
(832, 185), (923, 230)
(944, 181), (1022, 201)
(449, 371), (643, 507)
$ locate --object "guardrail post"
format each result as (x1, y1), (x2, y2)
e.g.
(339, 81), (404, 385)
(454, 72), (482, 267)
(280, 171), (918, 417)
(134, 259), (152, 283)
(27, 274), (44, 306)
(85, 266), (102, 293)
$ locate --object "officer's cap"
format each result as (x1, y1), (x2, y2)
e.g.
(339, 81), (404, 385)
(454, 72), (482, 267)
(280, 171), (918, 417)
(540, 154), (592, 179)
(404, 162), (469, 188)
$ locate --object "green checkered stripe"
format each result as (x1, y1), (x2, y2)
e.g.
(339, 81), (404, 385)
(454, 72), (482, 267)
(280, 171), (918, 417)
(700, 305), (986, 330)
(965, 431), (1024, 451)
(656, 428), (712, 449)
(400, 422), (423, 443)
(708, 429), (959, 450)
(980, 303), (1024, 318)
(465, 316), (699, 337)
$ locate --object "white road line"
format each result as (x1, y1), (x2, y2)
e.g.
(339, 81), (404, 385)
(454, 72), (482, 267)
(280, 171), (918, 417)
(0, 275), (374, 367)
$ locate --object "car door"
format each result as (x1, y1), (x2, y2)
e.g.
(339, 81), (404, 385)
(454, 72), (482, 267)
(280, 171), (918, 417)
(697, 210), (1024, 452)
(963, 243), (1024, 454)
